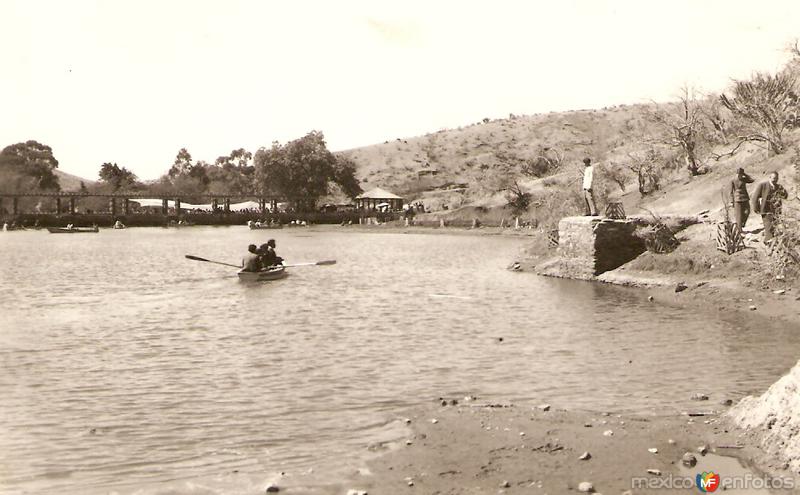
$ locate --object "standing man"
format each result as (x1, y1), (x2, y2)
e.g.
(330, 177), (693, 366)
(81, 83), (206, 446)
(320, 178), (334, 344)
(751, 171), (788, 243)
(729, 168), (754, 229)
(582, 157), (598, 216)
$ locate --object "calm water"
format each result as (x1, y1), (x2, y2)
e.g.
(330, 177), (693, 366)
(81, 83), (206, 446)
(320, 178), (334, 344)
(1, 227), (799, 494)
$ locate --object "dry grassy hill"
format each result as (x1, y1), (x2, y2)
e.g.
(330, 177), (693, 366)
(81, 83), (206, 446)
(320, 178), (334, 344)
(55, 169), (95, 192)
(338, 104), (664, 210)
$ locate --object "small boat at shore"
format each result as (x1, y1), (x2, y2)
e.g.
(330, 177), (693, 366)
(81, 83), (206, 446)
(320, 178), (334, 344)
(248, 223), (283, 230)
(47, 226), (100, 234)
(237, 265), (287, 282)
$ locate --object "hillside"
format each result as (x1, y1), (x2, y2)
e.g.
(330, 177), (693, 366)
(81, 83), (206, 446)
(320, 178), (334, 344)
(339, 104), (665, 211)
(55, 169), (95, 192)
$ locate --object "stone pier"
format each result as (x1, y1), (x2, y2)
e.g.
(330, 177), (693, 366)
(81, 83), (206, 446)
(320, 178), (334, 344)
(539, 216), (646, 280)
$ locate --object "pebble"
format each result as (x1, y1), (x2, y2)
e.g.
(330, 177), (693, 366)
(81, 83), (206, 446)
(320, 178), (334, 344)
(404, 418), (412, 424)
(648, 448), (658, 454)
(749, 305), (757, 311)
(538, 404), (551, 412)
(450, 399), (458, 406)
(519, 432), (526, 436)
(265, 484), (280, 493)
(579, 451), (591, 460)
(719, 399), (733, 406)
(648, 295), (654, 301)
(501, 480), (511, 488)
(682, 452), (698, 467)
(583, 422), (593, 428)
(577, 481), (594, 492)
(405, 440), (413, 446)
(347, 491), (368, 495)
(675, 282), (688, 293)
(440, 400), (448, 406)
(698, 445), (708, 455)
(603, 430), (614, 436)
(431, 419), (438, 424)
(668, 439), (676, 445)
(774, 289), (786, 295)
(407, 480), (414, 486)
(691, 393), (709, 401)
(647, 469), (662, 476)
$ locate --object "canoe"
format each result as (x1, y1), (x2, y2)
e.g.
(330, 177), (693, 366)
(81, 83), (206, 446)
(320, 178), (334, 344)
(248, 224), (283, 230)
(47, 226), (99, 234)
(237, 265), (287, 282)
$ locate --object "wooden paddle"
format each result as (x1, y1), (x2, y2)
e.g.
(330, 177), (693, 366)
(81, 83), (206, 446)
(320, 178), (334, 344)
(186, 255), (336, 269)
(282, 260), (336, 268)
(185, 254), (241, 268)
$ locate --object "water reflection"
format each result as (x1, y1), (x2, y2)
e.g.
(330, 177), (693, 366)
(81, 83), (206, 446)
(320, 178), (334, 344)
(0, 227), (798, 494)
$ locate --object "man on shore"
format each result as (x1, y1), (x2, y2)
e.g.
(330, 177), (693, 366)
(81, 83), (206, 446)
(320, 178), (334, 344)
(729, 168), (754, 229)
(241, 244), (261, 272)
(582, 157), (598, 216)
(751, 171), (788, 243)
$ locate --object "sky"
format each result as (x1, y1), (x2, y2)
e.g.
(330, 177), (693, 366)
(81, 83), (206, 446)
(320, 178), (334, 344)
(2, 0), (799, 181)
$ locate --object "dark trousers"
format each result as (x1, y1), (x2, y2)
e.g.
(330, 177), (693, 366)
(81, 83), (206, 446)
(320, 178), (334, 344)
(583, 189), (597, 215)
(733, 201), (750, 229)
(762, 213), (774, 242)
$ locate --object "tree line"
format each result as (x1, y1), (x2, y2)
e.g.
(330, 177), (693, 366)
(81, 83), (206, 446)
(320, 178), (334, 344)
(0, 131), (363, 211)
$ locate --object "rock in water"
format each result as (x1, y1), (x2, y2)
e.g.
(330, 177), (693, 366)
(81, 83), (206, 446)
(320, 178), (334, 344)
(647, 469), (662, 476)
(691, 393), (709, 401)
(500, 480), (511, 488)
(265, 484), (280, 493)
(682, 452), (698, 467)
(579, 451), (591, 460)
(675, 282), (688, 293)
(577, 481), (594, 492)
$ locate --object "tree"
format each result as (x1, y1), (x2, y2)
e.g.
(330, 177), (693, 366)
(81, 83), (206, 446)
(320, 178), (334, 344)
(253, 131), (360, 210)
(520, 146), (564, 178)
(504, 179), (532, 214)
(208, 148), (255, 195)
(98, 162), (138, 191)
(332, 156), (363, 199)
(720, 71), (800, 155)
(0, 140), (61, 191)
(168, 148), (193, 177)
(647, 87), (708, 176)
(626, 149), (662, 196)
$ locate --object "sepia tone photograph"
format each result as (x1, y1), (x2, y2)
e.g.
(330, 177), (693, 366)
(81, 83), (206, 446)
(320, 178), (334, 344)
(2, 1), (800, 494)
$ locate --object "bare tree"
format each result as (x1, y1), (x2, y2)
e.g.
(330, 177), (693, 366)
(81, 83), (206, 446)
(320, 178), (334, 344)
(520, 146), (565, 178)
(646, 87), (707, 176)
(719, 71), (800, 156)
(626, 149), (661, 196)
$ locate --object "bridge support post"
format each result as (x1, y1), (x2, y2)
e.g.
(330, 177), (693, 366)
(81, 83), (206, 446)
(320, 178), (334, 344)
(12, 197), (18, 215)
(69, 197), (76, 214)
(162, 198), (168, 215)
(223, 198), (230, 213)
(110, 198), (117, 216)
(212, 198), (219, 212)
(124, 198), (130, 215)
(175, 198), (181, 215)
(56, 197), (62, 214)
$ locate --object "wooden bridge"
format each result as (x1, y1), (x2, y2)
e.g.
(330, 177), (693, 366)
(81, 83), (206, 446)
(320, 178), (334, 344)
(0, 192), (279, 216)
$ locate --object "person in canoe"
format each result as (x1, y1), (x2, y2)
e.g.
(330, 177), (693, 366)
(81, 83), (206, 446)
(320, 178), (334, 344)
(258, 239), (284, 269)
(242, 244), (261, 272)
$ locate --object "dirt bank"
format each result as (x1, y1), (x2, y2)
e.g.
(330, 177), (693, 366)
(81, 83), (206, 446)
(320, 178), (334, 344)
(344, 400), (790, 495)
(728, 360), (800, 474)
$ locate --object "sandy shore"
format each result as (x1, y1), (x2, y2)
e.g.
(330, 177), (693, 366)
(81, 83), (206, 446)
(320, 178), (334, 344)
(336, 399), (792, 495)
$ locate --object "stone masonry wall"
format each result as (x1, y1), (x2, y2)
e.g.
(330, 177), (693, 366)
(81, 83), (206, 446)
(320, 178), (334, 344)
(543, 216), (646, 279)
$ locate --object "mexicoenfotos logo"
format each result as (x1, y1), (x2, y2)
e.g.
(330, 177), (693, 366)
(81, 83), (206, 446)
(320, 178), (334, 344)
(696, 471), (720, 492)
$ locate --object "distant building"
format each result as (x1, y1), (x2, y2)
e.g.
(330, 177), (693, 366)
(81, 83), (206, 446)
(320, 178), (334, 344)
(355, 187), (403, 212)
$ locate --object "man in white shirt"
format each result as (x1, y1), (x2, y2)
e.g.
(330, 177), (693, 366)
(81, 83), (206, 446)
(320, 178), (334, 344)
(582, 157), (598, 216)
